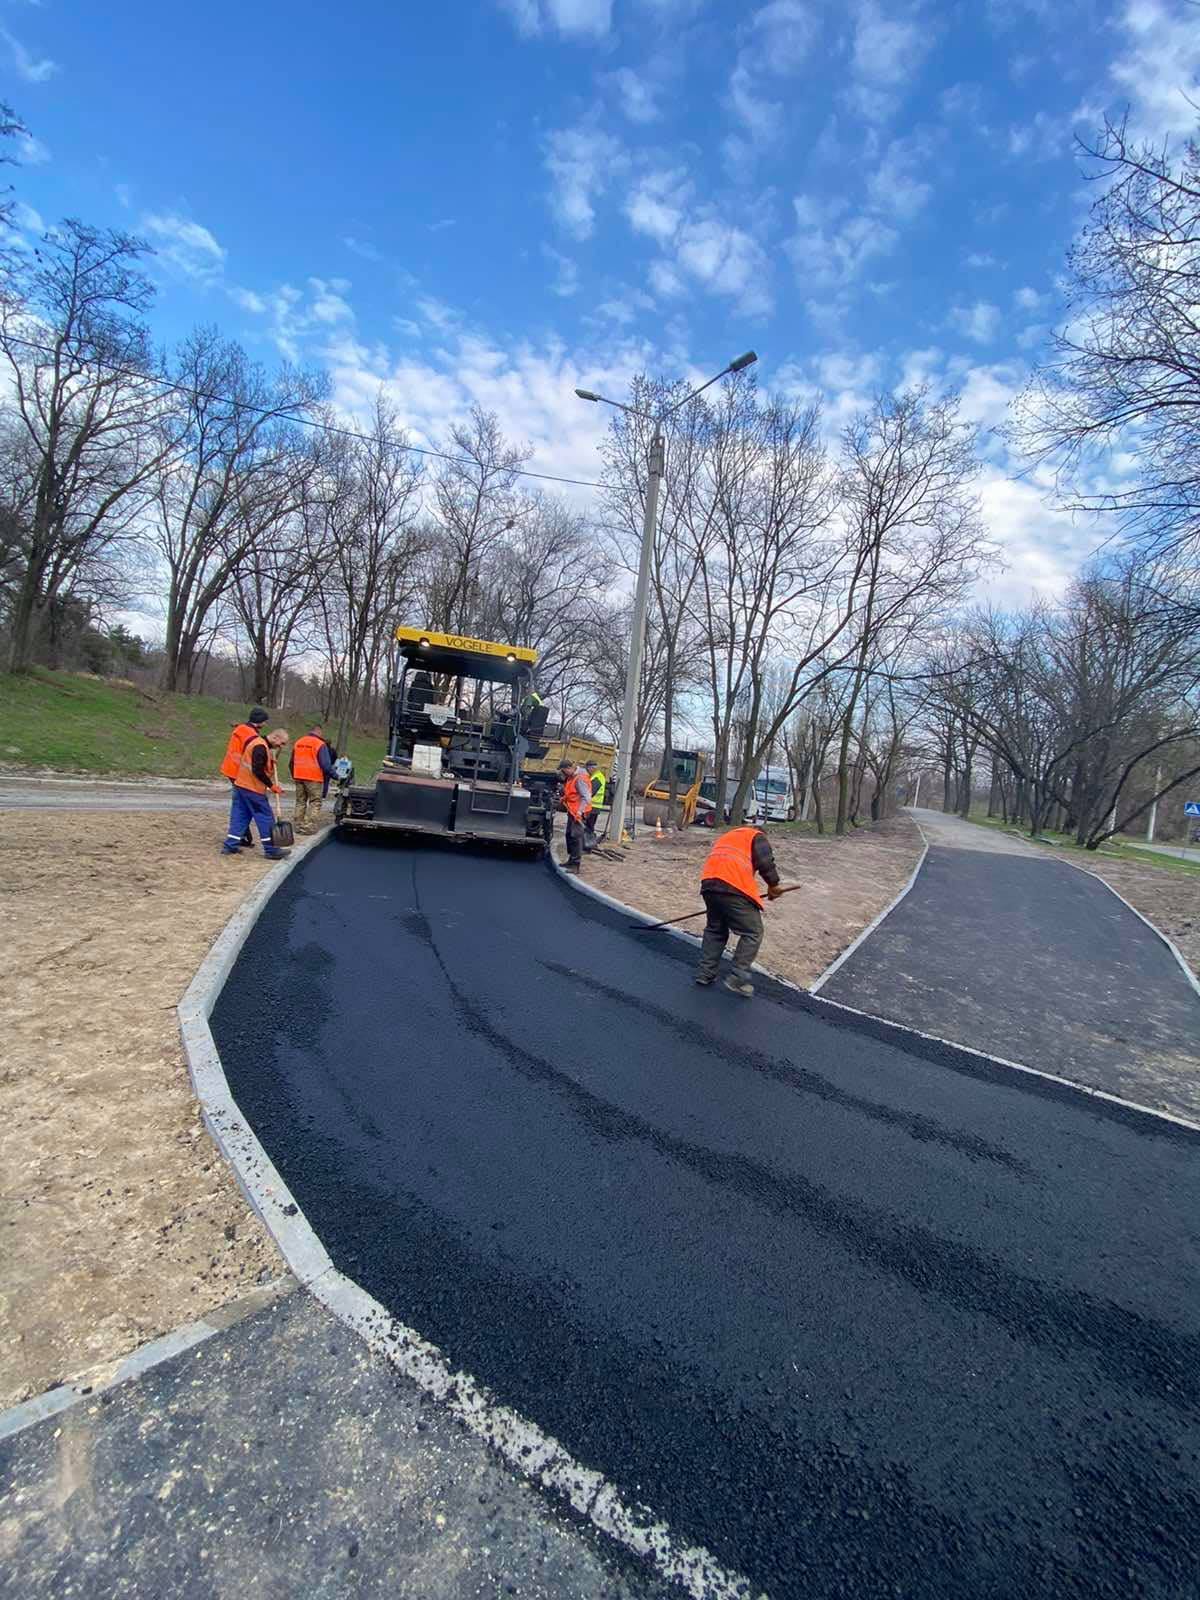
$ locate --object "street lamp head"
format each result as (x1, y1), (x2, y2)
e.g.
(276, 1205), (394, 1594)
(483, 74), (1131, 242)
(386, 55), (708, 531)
(727, 350), (758, 373)
(574, 388), (601, 402)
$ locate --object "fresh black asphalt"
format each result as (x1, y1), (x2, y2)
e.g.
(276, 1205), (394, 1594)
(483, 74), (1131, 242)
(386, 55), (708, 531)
(1, 1285), (667, 1600)
(822, 844), (1200, 1122)
(212, 834), (1200, 1598)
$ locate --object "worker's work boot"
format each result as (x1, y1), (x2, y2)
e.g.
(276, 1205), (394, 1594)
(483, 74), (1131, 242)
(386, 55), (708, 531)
(722, 972), (754, 998)
(263, 844), (291, 861)
(694, 973), (715, 986)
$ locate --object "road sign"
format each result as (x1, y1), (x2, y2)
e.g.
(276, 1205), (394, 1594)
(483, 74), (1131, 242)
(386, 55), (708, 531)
(1185, 801), (1200, 817)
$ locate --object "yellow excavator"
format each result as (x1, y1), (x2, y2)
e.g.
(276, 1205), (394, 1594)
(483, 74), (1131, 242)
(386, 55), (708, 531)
(642, 748), (706, 829)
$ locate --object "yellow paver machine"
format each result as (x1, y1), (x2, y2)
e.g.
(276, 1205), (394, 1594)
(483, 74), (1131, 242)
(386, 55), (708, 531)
(333, 627), (555, 855)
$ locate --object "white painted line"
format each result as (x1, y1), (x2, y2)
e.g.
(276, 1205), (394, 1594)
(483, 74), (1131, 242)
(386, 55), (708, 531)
(810, 814), (929, 994)
(551, 837), (1200, 1137)
(178, 827), (765, 1600)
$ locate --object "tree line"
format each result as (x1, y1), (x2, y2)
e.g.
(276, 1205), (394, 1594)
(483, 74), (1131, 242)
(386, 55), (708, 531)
(1, 107), (1195, 839)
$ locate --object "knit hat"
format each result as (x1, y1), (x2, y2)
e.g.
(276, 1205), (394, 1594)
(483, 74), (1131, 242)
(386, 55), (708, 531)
(248, 707), (269, 725)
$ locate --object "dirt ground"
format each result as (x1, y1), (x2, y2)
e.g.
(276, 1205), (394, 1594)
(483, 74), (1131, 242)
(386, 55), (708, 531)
(582, 814), (924, 990)
(1066, 856), (1199, 980)
(0, 811), (281, 1410)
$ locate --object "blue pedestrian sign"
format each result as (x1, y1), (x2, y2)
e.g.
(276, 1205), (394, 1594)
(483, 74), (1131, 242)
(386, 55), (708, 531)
(1185, 801), (1200, 818)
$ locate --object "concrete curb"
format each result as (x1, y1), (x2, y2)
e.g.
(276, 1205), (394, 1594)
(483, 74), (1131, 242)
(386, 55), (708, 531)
(809, 814), (930, 994)
(174, 826), (762, 1600)
(0, 1278), (294, 1445)
(549, 843), (1200, 1139)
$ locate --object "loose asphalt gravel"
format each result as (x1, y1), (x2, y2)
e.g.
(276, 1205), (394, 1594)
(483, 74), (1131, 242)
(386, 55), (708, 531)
(207, 832), (1200, 1599)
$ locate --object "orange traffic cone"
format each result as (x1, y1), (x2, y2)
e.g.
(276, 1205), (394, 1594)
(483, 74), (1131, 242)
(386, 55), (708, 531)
(654, 815), (665, 840)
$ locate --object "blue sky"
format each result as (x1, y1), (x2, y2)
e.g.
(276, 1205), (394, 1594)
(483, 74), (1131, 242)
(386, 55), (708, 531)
(3, 0), (1199, 602)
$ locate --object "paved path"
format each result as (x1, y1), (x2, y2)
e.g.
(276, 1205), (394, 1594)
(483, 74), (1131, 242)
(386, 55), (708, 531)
(821, 808), (1200, 1123)
(1, 1285), (665, 1599)
(211, 834), (1200, 1599)
(0, 775), (227, 810)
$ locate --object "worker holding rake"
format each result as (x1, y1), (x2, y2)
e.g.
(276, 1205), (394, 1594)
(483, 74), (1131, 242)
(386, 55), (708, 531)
(693, 825), (785, 998)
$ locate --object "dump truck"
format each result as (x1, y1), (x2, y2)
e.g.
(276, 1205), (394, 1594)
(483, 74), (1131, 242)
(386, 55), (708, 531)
(332, 627), (556, 854)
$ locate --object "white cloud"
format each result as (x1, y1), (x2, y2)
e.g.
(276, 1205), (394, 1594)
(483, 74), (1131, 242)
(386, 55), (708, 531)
(543, 245), (580, 297)
(606, 66), (661, 124)
(966, 251), (998, 268)
(1007, 109), (1068, 160)
(16, 132), (49, 165)
(544, 123), (626, 238)
(1109, 0), (1200, 138)
(949, 300), (1001, 344)
(673, 215), (773, 314)
(229, 287), (267, 314)
(141, 213), (227, 283)
(976, 467), (1098, 606)
(344, 236), (383, 261)
(114, 183), (133, 211)
(1014, 285), (1046, 311)
(10, 199), (43, 234)
(787, 196), (898, 290)
(624, 168), (691, 244)
(428, 218), (457, 233)
(649, 259), (685, 298)
(309, 277), (353, 324)
(866, 130), (934, 219)
(1, 27), (58, 83)
(845, 0), (932, 121)
(726, 1), (817, 153)
(498, 0), (612, 39)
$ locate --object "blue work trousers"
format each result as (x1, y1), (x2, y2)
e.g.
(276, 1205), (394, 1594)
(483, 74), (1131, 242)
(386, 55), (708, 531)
(225, 786), (276, 852)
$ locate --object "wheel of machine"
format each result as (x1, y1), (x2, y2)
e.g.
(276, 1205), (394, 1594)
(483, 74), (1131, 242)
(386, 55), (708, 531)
(642, 799), (670, 828)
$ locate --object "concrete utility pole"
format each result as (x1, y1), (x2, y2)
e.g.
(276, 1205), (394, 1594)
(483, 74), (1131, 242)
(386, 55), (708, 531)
(1147, 764), (1162, 842)
(574, 350), (757, 842)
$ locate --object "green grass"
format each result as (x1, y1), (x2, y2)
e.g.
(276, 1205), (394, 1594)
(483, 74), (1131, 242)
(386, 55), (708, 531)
(965, 810), (1200, 878)
(0, 669), (387, 779)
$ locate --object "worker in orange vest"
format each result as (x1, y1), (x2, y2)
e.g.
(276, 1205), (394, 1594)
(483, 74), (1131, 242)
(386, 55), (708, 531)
(289, 723), (333, 835)
(556, 758), (594, 874)
(694, 824), (784, 997)
(222, 728), (290, 858)
(219, 707), (268, 848)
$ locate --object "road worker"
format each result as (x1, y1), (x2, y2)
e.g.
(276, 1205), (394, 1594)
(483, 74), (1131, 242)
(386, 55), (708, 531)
(219, 706), (268, 848)
(222, 727), (291, 859)
(694, 824), (784, 997)
(583, 759), (607, 850)
(289, 723), (333, 835)
(556, 758), (594, 875)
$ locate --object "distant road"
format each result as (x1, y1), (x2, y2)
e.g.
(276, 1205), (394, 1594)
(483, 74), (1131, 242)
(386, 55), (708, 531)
(0, 774), (227, 811)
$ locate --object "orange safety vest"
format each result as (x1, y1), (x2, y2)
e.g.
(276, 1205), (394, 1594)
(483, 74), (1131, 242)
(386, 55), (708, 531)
(292, 734), (326, 783)
(235, 735), (276, 795)
(563, 770), (593, 821)
(701, 826), (765, 907)
(220, 722), (258, 782)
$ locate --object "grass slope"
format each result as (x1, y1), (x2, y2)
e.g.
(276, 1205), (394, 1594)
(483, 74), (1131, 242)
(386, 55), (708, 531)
(967, 810), (1200, 878)
(0, 670), (387, 779)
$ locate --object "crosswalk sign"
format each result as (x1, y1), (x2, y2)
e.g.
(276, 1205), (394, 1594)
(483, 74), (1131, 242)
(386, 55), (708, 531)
(1185, 801), (1200, 817)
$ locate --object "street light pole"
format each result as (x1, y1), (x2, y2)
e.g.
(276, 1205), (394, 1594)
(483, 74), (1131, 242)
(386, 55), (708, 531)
(574, 351), (757, 844)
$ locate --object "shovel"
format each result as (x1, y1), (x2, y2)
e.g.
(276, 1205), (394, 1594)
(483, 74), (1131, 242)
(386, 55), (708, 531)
(269, 791), (295, 849)
(630, 883), (801, 931)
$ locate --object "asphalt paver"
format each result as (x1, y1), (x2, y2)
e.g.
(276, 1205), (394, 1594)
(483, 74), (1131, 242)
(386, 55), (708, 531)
(0, 1284), (670, 1600)
(821, 832), (1200, 1122)
(212, 834), (1200, 1598)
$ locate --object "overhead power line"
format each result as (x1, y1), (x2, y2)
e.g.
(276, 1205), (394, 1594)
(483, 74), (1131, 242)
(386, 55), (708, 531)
(2, 332), (604, 491)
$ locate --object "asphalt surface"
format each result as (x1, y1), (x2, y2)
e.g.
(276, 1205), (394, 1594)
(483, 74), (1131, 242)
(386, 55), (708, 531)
(0, 1285), (666, 1600)
(212, 833), (1200, 1599)
(822, 834), (1200, 1123)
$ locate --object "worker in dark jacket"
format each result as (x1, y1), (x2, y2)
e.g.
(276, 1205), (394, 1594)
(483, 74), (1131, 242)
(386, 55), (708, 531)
(222, 728), (290, 859)
(583, 760), (606, 850)
(557, 759), (593, 874)
(219, 706), (268, 847)
(694, 825), (784, 997)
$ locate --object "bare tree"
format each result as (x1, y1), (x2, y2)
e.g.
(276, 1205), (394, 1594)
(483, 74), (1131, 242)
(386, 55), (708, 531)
(1017, 117), (1200, 569)
(426, 407), (524, 634)
(0, 220), (172, 672)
